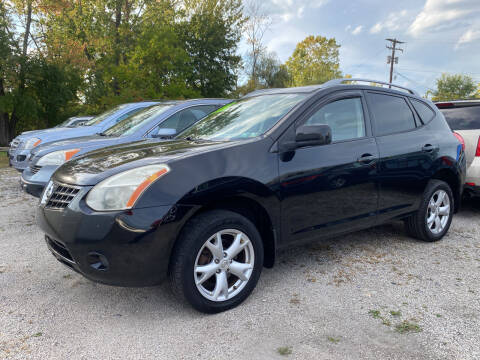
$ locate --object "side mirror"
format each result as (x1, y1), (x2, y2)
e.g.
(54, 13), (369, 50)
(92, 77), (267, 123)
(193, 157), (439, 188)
(152, 128), (177, 138)
(295, 124), (332, 148)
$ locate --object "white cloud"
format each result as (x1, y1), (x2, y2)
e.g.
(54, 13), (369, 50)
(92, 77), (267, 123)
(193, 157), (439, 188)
(370, 10), (409, 34)
(408, 0), (480, 37)
(456, 27), (480, 48)
(351, 25), (363, 35)
(269, 0), (329, 22)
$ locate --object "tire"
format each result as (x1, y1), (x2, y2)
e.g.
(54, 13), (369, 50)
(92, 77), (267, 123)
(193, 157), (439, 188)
(405, 179), (454, 242)
(169, 210), (264, 313)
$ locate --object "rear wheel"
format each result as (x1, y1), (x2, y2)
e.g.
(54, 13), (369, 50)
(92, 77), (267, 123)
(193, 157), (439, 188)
(405, 180), (454, 242)
(169, 210), (263, 313)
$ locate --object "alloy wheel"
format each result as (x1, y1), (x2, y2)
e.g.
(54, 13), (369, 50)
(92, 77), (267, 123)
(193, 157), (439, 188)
(426, 189), (450, 235)
(194, 229), (254, 302)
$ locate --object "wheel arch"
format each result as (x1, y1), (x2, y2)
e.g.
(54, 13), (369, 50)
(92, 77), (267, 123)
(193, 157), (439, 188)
(432, 167), (461, 212)
(172, 177), (280, 268)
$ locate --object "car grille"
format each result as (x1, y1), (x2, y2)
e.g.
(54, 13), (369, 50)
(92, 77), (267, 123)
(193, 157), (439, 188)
(45, 183), (81, 210)
(30, 165), (42, 174)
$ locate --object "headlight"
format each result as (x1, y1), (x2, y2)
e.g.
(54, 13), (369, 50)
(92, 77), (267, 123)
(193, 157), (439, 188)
(86, 164), (170, 211)
(24, 137), (42, 149)
(36, 149), (80, 166)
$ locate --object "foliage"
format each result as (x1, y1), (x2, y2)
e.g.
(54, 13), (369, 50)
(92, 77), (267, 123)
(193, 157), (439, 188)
(430, 73), (478, 101)
(0, 0), (247, 144)
(286, 35), (342, 86)
(180, 0), (245, 97)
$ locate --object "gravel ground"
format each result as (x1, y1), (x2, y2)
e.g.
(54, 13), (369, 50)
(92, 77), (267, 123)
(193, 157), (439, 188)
(1, 166), (479, 360)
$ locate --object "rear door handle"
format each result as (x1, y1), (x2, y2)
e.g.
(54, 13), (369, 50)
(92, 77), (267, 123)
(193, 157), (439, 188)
(422, 144), (437, 152)
(357, 153), (377, 164)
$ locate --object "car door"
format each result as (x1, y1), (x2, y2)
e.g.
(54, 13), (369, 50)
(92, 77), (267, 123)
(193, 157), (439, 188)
(278, 91), (379, 244)
(365, 91), (437, 223)
(146, 105), (219, 138)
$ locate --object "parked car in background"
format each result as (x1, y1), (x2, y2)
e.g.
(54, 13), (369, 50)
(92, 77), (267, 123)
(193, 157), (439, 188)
(54, 116), (94, 128)
(8, 102), (157, 171)
(16, 116), (94, 138)
(37, 79), (465, 313)
(436, 100), (480, 197)
(21, 99), (230, 197)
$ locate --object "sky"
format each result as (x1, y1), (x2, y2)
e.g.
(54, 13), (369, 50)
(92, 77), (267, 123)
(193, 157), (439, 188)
(240, 0), (480, 96)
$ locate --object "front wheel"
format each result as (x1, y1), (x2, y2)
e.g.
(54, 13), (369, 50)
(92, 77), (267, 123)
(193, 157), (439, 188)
(169, 210), (264, 313)
(405, 179), (454, 242)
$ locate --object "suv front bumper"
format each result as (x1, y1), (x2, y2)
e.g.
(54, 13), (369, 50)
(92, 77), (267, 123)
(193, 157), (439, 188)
(9, 148), (31, 171)
(36, 190), (181, 287)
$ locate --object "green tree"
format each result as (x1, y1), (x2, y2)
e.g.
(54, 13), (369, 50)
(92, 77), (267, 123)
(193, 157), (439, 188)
(257, 52), (290, 88)
(286, 35), (342, 86)
(180, 0), (245, 97)
(430, 73), (477, 101)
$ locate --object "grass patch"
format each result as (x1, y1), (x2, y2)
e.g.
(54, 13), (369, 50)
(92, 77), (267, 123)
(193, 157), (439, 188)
(277, 346), (292, 356)
(369, 309), (393, 326)
(395, 320), (422, 334)
(0, 151), (8, 168)
(327, 336), (340, 344)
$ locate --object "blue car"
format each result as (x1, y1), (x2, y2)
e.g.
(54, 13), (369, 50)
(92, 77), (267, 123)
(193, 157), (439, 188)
(21, 98), (230, 197)
(9, 102), (157, 171)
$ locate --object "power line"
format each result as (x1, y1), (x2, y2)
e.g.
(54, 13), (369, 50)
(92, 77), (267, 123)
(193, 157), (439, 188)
(394, 71), (436, 93)
(386, 38), (405, 86)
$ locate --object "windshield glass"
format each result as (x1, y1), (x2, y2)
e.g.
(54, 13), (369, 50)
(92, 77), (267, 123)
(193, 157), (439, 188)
(103, 104), (174, 137)
(179, 93), (306, 140)
(56, 118), (77, 127)
(84, 104), (128, 126)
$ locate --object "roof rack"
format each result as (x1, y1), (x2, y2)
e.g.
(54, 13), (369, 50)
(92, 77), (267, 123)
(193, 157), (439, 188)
(323, 78), (419, 96)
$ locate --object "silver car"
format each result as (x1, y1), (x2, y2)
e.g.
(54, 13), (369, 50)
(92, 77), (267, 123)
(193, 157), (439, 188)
(437, 100), (480, 197)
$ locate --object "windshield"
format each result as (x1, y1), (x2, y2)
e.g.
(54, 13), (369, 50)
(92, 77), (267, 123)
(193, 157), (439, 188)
(103, 104), (174, 137)
(56, 118), (74, 128)
(179, 93), (306, 141)
(84, 104), (128, 126)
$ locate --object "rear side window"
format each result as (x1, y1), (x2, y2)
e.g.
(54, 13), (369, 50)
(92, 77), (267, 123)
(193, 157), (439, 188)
(440, 107), (480, 130)
(411, 99), (435, 124)
(367, 93), (416, 136)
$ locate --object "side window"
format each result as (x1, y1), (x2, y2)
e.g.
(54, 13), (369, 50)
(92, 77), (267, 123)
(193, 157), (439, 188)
(115, 108), (144, 123)
(148, 105), (218, 137)
(305, 97), (366, 142)
(367, 93), (417, 136)
(410, 99), (435, 124)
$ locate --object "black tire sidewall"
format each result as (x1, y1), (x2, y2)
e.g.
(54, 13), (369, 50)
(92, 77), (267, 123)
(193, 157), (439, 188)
(179, 212), (264, 313)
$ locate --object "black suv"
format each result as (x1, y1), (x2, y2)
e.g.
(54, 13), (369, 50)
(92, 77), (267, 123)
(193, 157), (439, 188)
(37, 79), (466, 313)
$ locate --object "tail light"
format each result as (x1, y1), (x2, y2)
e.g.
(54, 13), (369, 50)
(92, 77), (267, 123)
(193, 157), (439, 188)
(476, 136), (480, 157)
(453, 132), (465, 152)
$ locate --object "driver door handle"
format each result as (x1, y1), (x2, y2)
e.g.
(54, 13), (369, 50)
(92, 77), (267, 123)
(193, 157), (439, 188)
(357, 153), (377, 164)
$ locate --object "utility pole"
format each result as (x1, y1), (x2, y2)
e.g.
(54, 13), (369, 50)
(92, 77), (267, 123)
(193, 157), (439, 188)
(386, 38), (405, 86)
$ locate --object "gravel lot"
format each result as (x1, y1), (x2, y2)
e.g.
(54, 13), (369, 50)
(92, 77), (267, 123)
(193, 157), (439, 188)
(1, 166), (479, 360)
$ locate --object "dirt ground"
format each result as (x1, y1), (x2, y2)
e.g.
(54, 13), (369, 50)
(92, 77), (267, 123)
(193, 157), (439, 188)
(1, 167), (479, 359)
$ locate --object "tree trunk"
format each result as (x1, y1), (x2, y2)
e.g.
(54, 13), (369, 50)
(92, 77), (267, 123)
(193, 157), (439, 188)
(112, 0), (123, 96)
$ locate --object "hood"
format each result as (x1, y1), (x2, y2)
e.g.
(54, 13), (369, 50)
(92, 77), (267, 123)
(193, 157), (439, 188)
(53, 139), (237, 186)
(32, 135), (121, 158)
(24, 125), (101, 145)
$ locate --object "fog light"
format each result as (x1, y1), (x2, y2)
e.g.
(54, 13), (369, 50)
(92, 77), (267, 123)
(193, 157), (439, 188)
(87, 252), (109, 271)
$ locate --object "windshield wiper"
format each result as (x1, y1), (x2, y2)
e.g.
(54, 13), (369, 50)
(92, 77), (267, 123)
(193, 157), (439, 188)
(97, 132), (108, 136)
